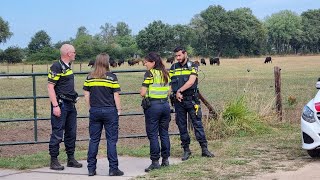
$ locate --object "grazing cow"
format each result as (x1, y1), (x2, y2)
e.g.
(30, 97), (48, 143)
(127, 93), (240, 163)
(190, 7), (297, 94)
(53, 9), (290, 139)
(118, 59), (125, 67)
(194, 60), (200, 66)
(88, 60), (95, 67)
(166, 57), (175, 64)
(264, 56), (272, 63)
(109, 58), (117, 68)
(128, 59), (140, 66)
(210, 57), (220, 66)
(200, 58), (206, 66)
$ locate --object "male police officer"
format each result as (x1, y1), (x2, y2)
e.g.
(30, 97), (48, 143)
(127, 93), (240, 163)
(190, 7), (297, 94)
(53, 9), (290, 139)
(47, 44), (82, 170)
(169, 46), (214, 161)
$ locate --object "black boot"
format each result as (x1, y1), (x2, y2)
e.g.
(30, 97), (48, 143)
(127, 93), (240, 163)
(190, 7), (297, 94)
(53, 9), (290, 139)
(50, 157), (64, 170)
(182, 147), (192, 161)
(145, 160), (161, 172)
(67, 155), (83, 168)
(161, 158), (169, 167)
(201, 147), (214, 157)
(109, 169), (124, 176)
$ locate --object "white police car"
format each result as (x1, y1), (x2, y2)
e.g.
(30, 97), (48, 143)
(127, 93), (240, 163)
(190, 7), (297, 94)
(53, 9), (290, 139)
(301, 85), (320, 158)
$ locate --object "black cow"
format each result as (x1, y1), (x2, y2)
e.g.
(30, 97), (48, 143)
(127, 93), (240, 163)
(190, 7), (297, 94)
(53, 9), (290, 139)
(166, 57), (175, 64)
(200, 58), (206, 66)
(264, 56), (272, 63)
(88, 60), (95, 67)
(210, 57), (220, 66)
(118, 59), (125, 67)
(109, 58), (117, 68)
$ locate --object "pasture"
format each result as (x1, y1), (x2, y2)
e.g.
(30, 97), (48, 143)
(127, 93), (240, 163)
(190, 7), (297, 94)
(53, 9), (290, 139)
(0, 55), (319, 130)
(0, 55), (319, 178)
(0, 55), (318, 146)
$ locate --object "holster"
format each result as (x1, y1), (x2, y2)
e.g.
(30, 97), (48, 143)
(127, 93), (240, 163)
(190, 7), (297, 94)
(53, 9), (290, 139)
(141, 97), (151, 110)
(58, 93), (78, 103)
(169, 93), (176, 106)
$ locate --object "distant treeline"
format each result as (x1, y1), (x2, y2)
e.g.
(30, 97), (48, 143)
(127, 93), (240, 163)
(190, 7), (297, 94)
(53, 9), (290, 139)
(0, 5), (319, 64)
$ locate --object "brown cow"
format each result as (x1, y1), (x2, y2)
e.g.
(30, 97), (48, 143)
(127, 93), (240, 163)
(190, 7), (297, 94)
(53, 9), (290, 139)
(194, 60), (200, 66)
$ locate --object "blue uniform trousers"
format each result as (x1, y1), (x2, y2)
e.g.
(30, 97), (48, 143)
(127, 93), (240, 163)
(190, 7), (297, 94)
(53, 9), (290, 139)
(49, 101), (77, 158)
(87, 107), (119, 172)
(144, 101), (171, 161)
(174, 100), (208, 148)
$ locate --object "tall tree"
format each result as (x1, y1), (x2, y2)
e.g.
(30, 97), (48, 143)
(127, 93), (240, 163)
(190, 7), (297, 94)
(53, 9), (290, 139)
(198, 5), (231, 57)
(3, 46), (24, 63)
(301, 9), (320, 53)
(28, 30), (51, 54)
(171, 24), (195, 52)
(116, 22), (131, 37)
(264, 10), (302, 54)
(76, 26), (89, 38)
(228, 8), (267, 55)
(136, 20), (174, 54)
(0, 17), (13, 44)
(99, 23), (116, 44)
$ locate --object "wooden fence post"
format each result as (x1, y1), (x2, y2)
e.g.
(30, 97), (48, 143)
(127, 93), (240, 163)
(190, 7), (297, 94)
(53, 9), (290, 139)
(31, 64), (34, 73)
(80, 63), (82, 72)
(274, 66), (282, 121)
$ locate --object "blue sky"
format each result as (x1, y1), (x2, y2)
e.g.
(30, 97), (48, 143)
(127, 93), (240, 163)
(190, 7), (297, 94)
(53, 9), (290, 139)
(0, 0), (319, 49)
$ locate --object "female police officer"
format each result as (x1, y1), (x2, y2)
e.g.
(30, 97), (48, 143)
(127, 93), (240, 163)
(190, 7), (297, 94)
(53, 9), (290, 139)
(140, 52), (171, 172)
(83, 53), (124, 176)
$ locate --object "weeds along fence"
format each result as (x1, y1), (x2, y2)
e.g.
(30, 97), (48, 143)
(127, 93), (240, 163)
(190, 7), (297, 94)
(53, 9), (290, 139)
(0, 69), (179, 146)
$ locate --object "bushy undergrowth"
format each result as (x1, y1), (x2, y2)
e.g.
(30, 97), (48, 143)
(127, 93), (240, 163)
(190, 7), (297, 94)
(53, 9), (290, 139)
(204, 95), (274, 140)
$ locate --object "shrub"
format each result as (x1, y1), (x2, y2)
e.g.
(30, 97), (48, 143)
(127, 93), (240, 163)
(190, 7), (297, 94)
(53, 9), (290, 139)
(204, 96), (273, 140)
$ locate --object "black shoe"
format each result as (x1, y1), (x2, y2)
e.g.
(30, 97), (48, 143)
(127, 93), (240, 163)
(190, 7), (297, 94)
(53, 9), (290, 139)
(145, 161), (161, 172)
(50, 158), (64, 170)
(109, 169), (124, 176)
(88, 170), (96, 176)
(161, 158), (169, 167)
(67, 158), (83, 168)
(202, 147), (214, 157)
(182, 150), (192, 161)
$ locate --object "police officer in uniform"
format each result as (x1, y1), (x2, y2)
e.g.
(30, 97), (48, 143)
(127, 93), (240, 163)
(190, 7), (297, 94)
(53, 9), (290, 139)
(83, 53), (124, 176)
(47, 44), (82, 170)
(140, 52), (171, 172)
(169, 46), (214, 161)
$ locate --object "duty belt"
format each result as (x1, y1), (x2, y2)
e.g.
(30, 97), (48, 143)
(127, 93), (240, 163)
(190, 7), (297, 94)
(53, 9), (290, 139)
(183, 96), (194, 101)
(149, 98), (168, 103)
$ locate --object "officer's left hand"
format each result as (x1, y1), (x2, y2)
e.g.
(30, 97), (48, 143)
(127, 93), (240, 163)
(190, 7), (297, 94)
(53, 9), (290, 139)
(176, 92), (183, 102)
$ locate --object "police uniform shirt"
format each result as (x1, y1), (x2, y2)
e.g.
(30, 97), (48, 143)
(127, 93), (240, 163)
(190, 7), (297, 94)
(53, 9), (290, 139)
(169, 60), (199, 96)
(83, 72), (120, 107)
(48, 60), (76, 97)
(142, 70), (153, 88)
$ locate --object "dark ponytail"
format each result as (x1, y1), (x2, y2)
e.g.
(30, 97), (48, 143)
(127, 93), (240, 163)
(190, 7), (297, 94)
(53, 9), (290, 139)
(145, 52), (169, 85)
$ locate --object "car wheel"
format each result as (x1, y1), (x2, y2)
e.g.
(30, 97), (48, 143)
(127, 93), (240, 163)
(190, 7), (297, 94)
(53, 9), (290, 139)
(307, 149), (320, 158)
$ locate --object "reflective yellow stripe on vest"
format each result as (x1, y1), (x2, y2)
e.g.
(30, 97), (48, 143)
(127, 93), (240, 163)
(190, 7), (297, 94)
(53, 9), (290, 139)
(169, 67), (196, 77)
(147, 69), (169, 99)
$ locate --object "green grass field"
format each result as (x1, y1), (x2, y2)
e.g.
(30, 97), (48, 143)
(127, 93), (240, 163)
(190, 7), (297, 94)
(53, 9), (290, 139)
(0, 55), (319, 179)
(1, 55), (318, 121)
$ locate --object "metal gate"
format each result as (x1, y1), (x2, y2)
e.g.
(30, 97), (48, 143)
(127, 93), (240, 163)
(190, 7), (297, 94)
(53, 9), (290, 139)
(0, 69), (178, 146)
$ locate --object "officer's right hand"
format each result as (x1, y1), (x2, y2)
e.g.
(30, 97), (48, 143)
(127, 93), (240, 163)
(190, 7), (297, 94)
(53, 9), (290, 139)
(176, 91), (183, 102)
(53, 106), (61, 117)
